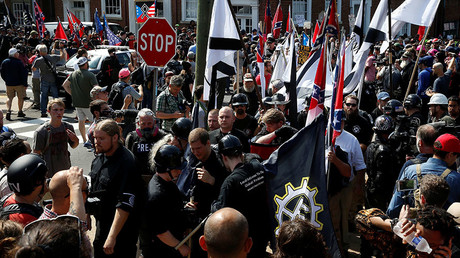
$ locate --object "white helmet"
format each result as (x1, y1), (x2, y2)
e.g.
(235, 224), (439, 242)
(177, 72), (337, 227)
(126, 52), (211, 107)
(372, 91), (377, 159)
(428, 93), (448, 105)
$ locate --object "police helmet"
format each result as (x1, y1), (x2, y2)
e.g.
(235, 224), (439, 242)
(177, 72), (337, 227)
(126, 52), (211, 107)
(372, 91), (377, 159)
(373, 115), (394, 134)
(7, 154), (47, 195)
(383, 99), (404, 116)
(231, 93), (249, 106)
(171, 118), (192, 140)
(404, 94), (422, 109)
(154, 145), (186, 172)
(218, 135), (243, 156)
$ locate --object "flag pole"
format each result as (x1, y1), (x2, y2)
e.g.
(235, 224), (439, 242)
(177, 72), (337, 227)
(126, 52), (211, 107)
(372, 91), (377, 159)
(387, 0), (393, 98)
(236, 50), (240, 93)
(404, 25), (432, 101)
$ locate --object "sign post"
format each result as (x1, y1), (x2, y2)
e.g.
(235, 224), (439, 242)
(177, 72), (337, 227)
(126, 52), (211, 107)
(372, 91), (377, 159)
(137, 17), (176, 110)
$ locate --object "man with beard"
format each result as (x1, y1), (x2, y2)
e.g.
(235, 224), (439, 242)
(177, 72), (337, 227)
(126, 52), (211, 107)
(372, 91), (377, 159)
(100, 48), (122, 91)
(400, 51), (415, 94)
(238, 73), (259, 116)
(427, 93), (455, 125)
(125, 109), (167, 177)
(231, 93), (258, 137)
(90, 119), (141, 257)
(448, 96), (460, 125)
(343, 95), (373, 152)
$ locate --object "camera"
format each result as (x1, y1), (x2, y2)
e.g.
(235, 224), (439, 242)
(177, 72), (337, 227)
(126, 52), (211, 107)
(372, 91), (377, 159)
(397, 179), (417, 192)
(178, 99), (192, 113)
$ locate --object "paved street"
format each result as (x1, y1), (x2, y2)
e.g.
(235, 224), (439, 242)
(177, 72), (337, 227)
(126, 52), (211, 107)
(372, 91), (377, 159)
(0, 75), (93, 174)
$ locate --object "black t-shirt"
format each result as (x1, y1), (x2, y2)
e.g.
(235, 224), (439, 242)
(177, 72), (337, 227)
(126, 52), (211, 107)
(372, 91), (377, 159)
(213, 160), (270, 257)
(140, 174), (186, 258)
(209, 127), (250, 153)
(234, 114), (258, 137)
(344, 114), (372, 146)
(235, 88), (259, 116)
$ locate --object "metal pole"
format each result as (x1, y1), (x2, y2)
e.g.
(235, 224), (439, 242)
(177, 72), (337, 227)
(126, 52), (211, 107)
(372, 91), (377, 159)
(236, 50), (240, 93)
(152, 68), (158, 112)
(175, 213), (212, 250)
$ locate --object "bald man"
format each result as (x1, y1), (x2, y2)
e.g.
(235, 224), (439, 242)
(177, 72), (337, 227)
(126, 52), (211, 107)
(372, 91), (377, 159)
(199, 208), (252, 258)
(40, 167), (88, 228)
(209, 107), (250, 152)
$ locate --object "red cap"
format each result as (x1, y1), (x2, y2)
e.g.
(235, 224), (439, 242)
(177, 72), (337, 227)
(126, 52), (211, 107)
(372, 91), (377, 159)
(434, 134), (460, 153)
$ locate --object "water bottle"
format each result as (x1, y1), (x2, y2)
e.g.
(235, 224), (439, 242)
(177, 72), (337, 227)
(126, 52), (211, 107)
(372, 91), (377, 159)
(393, 220), (432, 254)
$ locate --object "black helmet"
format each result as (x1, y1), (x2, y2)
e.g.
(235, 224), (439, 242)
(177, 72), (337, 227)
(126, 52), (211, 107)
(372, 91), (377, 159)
(154, 145), (186, 173)
(231, 93), (249, 106)
(7, 154), (47, 195)
(171, 118), (192, 140)
(404, 94), (422, 109)
(373, 115), (394, 133)
(383, 99), (404, 116)
(218, 135), (243, 156)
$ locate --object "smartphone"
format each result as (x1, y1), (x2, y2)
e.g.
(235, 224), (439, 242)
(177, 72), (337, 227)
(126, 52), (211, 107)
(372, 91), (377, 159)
(397, 179), (417, 192)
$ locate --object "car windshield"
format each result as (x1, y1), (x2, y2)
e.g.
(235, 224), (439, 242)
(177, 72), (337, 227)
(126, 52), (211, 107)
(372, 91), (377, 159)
(88, 56), (101, 69)
(66, 55), (78, 68)
(66, 54), (101, 70)
(116, 53), (130, 67)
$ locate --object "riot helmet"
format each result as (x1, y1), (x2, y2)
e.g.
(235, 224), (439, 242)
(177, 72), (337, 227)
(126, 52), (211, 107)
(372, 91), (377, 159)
(218, 135), (243, 157)
(7, 154), (47, 196)
(171, 118), (192, 140)
(383, 99), (404, 116)
(404, 94), (422, 110)
(373, 115), (394, 134)
(154, 145), (187, 173)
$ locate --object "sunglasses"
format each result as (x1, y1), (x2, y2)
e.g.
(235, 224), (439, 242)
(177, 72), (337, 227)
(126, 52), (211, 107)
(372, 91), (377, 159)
(345, 103), (357, 107)
(23, 215), (82, 256)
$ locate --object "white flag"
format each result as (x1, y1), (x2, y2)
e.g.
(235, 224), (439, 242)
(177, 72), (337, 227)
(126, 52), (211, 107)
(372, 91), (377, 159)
(392, 0), (440, 27)
(204, 0), (240, 101)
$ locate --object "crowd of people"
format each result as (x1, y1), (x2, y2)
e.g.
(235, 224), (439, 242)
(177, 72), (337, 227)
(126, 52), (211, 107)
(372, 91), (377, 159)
(0, 19), (460, 258)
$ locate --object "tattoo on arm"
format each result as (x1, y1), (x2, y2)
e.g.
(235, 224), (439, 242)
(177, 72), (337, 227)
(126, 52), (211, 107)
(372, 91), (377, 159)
(69, 201), (77, 215)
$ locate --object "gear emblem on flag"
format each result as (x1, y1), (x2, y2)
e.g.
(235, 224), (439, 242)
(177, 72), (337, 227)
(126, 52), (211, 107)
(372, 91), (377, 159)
(273, 177), (324, 235)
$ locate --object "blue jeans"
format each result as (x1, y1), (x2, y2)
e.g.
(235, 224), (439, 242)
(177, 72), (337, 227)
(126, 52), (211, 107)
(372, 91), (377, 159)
(40, 80), (59, 114)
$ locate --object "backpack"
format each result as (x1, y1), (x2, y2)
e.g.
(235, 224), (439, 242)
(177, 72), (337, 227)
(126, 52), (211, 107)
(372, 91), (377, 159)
(108, 82), (129, 110)
(0, 193), (43, 220)
(413, 164), (451, 209)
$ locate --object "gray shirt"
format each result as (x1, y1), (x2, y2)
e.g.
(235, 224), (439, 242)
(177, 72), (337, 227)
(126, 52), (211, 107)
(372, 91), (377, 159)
(32, 54), (61, 83)
(122, 85), (141, 109)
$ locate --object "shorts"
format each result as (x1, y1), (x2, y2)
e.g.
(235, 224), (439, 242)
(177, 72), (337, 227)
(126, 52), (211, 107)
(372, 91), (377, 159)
(6, 85), (26, 100)
(76, 107), (93, 122)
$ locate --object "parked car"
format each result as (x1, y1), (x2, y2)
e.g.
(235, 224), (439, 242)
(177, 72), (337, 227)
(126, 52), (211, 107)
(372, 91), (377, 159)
(56, 45), (134, 108)
(44, 22), (123, 37)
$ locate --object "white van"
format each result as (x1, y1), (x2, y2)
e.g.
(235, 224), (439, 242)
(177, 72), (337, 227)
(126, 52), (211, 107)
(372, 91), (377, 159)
(44, 21), (123, 37)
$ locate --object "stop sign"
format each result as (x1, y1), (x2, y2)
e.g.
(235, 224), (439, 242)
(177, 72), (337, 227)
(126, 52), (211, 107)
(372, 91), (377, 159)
(137, 18), (177, 67)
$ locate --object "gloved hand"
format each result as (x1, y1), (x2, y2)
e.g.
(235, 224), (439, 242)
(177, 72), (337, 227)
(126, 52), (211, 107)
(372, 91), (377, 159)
(274, 126), (296, 139)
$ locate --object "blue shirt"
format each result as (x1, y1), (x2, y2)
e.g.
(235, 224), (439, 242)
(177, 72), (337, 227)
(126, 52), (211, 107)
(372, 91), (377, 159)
(416, 67), (432, 99)
(387, 157), (460, 218)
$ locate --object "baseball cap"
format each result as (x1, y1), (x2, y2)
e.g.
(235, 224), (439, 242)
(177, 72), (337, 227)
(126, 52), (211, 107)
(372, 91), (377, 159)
(77, 57), (88, 66)
(90, 86), (108, 98)
(402, 51), (411, 58)
(243, 73), (253, 82)
(8, 48), (17, 56)
(418, 56), (432, 66)
(377, 91), (390, 100)
(119, 68), (131, 79)
(434, 133), (460, 153)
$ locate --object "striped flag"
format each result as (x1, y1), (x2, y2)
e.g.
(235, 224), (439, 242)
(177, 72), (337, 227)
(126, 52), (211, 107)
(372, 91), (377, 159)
(264, 0), (271, 37)
(94, 8), (103, 38)
(306, 40), (327, 126)
(329, 34), (346, 148)
(66, 8), (84, 40)
(271, 1), (282, 39)
(22, 2), (33, 26)
(103, 13), (121, 45)
(257, 24), (266, 98)
(33, 0), (45, 38)
(286, 5), (291, 34)
(148, 0), (156, 17)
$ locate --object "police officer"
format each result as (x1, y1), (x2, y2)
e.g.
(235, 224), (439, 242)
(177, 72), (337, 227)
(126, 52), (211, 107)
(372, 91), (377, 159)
(384, 100), (409, 173)
(125, 108), (166, 178)
(231, 93), (258, 137)
(0, 154), (46, 227)
(140, 145), (190, 258)
(404, 94), (425, 137)
(366, 115), (397, 210)
(213, 135), (270, 258)
(89, 119), (141, 258)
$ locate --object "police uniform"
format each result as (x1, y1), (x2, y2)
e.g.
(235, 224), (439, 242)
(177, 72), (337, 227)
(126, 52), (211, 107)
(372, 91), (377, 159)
(140, 174), (187, 258)
(213, 159), (270, 258)
(89, 146), (141, 258)
(408, 111), (424, 137)
(366, 139), (397, 210)
(125, 127), (167, 176)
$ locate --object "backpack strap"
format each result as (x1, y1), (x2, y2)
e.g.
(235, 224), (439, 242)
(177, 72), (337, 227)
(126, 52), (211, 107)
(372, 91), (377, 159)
(0, 193), (43, 220)
(416, 164), (423, 184)
(440, 168), (452, 179)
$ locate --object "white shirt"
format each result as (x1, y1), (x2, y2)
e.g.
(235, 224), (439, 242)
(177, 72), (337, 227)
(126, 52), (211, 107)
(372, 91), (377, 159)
(334, 130), (367, 181)
(0, 168), (12, 198)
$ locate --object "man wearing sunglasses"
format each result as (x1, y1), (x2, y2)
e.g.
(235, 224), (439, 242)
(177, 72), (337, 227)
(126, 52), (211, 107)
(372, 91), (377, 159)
(343, 95), (373, 152)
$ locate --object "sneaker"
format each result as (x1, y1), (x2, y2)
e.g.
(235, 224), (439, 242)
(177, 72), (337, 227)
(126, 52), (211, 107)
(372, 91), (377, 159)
(17, 111), (25, 117)
(83, 141), (92, 149)
(5, 112), (11, 121)
(32, 104), (40, 110)
(41, 113), (47, 118)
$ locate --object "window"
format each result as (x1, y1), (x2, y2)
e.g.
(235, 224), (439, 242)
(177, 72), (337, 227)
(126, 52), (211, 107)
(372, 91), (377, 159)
(234, 6), (252, 32)
(72, 1), (85, 21)
(103, 0), (121, 18)
(397, 23), (411, 37)
(292, 0), (311, 27)
(184, 0), (198, 20)
(12, 3), (31, 25)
